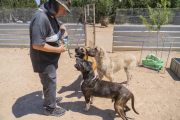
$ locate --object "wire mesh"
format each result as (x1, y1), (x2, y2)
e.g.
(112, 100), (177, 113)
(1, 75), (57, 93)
(57, 7), (83, 23)
(0, 8), (37, 23)
(0, 7), (83, 24)
(84, 4), (94, 24)
(115, 8), (180, 25)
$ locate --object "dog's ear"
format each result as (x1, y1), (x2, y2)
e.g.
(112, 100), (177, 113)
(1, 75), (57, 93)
(96, 46), (101, 52)
(99, 48), (104, 57)
(80, 48), (85, 53)
(89, 61), (93, 66)
(94, 45), (104, 57)
(82, 62), (87, 68)
(85, 46), (91, 54)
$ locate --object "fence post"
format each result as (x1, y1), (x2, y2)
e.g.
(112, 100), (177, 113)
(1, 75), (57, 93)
(93, 3), (95, 46)
(1, 12), (4, 23)
(112, 7), (118, 52)
(84, 6), (87, 46)
(164, 42), (173, 74)
(114, 7), (118, 25)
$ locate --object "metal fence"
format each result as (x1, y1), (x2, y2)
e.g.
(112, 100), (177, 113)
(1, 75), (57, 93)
(113, 8), (180, 52)
(115, 8), (180, 25)
(0, 7), (85, 49)
(0, 7), (84, 23)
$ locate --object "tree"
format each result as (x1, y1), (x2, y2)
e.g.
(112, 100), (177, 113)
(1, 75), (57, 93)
(133, 0), (149, 8)
(140, 0), (174, 58)
(109, 0), (121, 23)
(0, 0), (13, 8)
(98, 0), (111, 16)
(147, 0), (161, 8)
(71, 0), (82, 7)
(29, 0), (38, 8)
(40, 0), (47, 5)
(121, 0), (134, 8)
(168, 0), (180, 8)
(13, 0), (20, 8)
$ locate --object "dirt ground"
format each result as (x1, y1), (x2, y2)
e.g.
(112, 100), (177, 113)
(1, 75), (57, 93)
(0, 24), (180, 120)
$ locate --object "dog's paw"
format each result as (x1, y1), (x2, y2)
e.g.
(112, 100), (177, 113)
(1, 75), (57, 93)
(82, 108), (88, 112)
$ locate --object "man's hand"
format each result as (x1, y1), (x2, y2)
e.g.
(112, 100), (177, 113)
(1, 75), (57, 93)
(63, 30), (68, 36)
(57, 43), (68, 53)
(59, 25), (68, 36)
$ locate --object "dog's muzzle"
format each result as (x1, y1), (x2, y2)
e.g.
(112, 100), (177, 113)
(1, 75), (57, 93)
(75, 48), (80, 57)
(74, 64), (80, 71)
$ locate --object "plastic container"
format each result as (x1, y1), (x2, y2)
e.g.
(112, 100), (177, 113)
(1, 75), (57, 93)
(60, 35), (68, 49)
(60, 29), (68, 49)
(170, 58), (180, 78)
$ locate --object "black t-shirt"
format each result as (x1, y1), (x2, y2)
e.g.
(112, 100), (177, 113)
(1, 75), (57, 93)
(29, 9), (62, 73)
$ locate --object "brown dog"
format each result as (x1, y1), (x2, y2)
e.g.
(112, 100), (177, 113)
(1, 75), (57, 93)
(75, 47), (97, 71)
(74, 58), (139, 120)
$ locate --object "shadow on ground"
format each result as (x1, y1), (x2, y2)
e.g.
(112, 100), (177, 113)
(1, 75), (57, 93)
(58, 75), (83, 99)
(12, 91), (44, 118)
(166, 68), (180, 81)
(57, 101), (121, 120)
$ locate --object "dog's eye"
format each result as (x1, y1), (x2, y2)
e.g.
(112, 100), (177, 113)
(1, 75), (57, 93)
(81, 49), (84, 52)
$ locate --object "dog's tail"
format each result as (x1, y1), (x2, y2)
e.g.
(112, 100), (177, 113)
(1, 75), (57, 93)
(130, 93), (139, 115)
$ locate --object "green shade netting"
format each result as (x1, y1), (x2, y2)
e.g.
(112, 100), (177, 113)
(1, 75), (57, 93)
(142, 53), (164, 70)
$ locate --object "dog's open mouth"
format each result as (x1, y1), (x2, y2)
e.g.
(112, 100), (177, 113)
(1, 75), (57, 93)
(75, 54), (80, 57)
(74, 64), (80, 71)
(75, 53), (84, 59)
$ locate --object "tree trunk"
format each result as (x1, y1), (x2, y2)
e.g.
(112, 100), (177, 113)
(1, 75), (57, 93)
(156, 30), (159, 60)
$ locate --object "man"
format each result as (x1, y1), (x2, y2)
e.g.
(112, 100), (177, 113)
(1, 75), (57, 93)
(29, 0), (71, 117)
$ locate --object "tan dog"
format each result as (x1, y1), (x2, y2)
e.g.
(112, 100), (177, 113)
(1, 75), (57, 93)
(87, 45), (136, 88)
(75, 47), (97, 71)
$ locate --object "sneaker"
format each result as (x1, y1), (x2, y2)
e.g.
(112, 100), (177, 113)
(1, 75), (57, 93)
(44, 107), (66, 117)
(43, 97), (63, 107)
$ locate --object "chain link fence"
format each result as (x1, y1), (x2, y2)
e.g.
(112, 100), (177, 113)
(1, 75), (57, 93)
(0, 8), (36, 23)
(0, 7), (83, 23)
(57, 7), (83, 23)
(115, 8), (180, 25)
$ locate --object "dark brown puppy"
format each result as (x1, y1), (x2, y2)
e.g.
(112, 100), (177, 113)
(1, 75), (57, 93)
(75, 47), (97, 71)
(75, 58), (139, 120)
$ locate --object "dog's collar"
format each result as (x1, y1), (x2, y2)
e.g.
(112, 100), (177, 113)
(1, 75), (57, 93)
(82, 75), (96, 82)
(91, 75), (96, 81)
